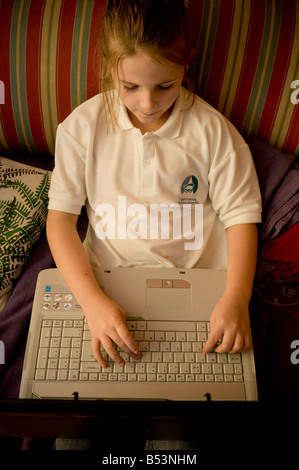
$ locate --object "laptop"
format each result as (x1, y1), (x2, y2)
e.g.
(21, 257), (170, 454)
(19, 267), (258, 401)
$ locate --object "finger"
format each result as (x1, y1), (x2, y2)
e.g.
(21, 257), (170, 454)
(115, 323), (140, 358)
(213, 332), (237, 353)
(106, 328), (139, 360)
(208, 326), (239, 353)
(101, 336), (126, 365)
(242, 332), (252, 351)
(202, 328), (224, 353)
(227, 334), (244, 354)
(220, 332), (251, 354)
(116, 339), (140, 360)
(227, 323), (254, 353)
(92, 337), (107, 368)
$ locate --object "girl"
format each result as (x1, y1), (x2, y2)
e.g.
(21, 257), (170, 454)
(47, 0), (262, 369)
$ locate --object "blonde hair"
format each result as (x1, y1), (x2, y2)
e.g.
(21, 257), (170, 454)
(98, 0), (196, 127)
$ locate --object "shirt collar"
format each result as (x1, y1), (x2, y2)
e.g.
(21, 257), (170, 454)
(116, 87), (188, 138)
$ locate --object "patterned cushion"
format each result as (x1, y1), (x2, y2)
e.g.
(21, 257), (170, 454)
(0, 157), (51, 310)
(0, 0), (298, 157)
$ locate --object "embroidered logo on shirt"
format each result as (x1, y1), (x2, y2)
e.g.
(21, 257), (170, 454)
(179, 175), (199, 206)
(181, 175), (198, 194)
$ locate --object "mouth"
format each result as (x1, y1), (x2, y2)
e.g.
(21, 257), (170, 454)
(139, 112), (160, 120)
(139, 109), (160, 116)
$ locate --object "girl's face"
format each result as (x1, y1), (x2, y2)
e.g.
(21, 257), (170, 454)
(112, 53), (185, 133)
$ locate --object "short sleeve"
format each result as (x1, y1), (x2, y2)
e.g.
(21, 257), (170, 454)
(208, 119), (262, 228)
(48, 123), (87, 214)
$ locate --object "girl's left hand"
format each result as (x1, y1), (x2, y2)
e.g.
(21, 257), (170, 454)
(202, 291), (252, 354)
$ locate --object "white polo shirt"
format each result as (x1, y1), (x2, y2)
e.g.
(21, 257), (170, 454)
(48, 87), (262, 270)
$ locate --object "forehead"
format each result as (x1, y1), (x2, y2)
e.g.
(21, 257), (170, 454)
(117, 53), (184, 84)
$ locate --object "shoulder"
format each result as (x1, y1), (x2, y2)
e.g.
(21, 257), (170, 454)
(182, 89), (247, 148)
(183, 89), (229, 126)
(62, 94), (105, 129)
(56, 93), (114, 149)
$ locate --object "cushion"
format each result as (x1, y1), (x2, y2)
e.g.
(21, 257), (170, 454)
(244, 135), (299, 242)
(254, 224), (299, 319)
(0, 0), (298, 158)
(188, 0), (299, 157)
(0, 0), (105, 157)
(259, 223), (299, 264)
(0, 157), (51, 310)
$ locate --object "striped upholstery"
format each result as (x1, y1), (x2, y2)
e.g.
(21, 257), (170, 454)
(0, 0), (104, 156)
(0, 0), (298, 157)
(190, 0), (299, 158)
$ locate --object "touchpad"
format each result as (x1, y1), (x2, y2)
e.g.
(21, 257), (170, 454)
(146, 279), (191, 310)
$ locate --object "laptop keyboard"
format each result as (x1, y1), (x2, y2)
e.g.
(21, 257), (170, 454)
(35, 318), (244, 384)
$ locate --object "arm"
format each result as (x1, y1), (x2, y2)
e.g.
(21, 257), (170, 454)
(202, 223), (258, 354)
(46, 210), (139, 367)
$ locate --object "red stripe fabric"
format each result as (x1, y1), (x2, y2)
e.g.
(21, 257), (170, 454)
(26, 0), (47, 154)
(188, 0), (299, 159)
(0, 0), (19, 150)
(56, 1), (77, 125)
(230, 0), (266, 130)
(284, 104), (299, 155)
(0, 0), (298, 158)
(86, 0), (105, 101)
(204, 0), (235, 108)
(257, 1), (296, 142)
(188, 0), (204, 47)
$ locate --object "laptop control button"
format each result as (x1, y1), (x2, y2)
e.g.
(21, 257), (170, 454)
(173, 280), (191, 288)
(146, 279), (162, 288)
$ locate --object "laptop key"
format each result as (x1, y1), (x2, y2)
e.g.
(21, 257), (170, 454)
(34, 318), (246, 390)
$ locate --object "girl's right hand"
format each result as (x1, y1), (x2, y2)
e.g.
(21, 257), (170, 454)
(46, 211), (138, 367)
(85, 294), (140, 368)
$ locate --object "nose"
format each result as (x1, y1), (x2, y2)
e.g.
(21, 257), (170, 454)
(140, 91), (158, 113)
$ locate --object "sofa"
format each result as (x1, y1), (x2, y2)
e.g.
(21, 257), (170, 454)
(0, 0), (298, 424)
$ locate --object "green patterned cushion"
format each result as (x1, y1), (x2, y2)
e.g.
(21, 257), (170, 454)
(0, 157), (51, 310)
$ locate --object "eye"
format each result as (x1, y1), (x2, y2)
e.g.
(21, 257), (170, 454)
(158, 84), (174, 91)
(123, 84), (138, 92)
